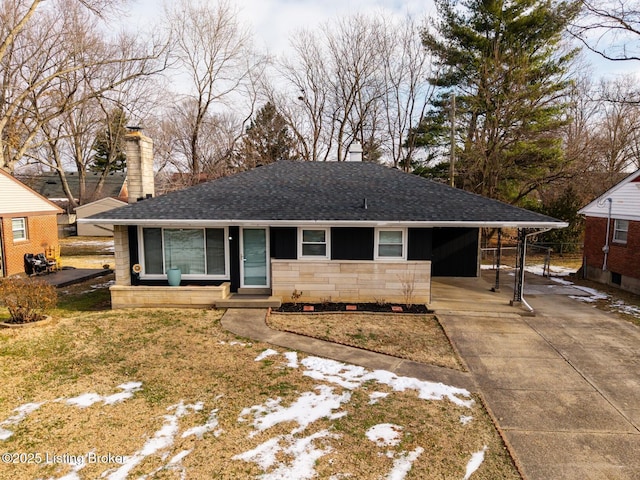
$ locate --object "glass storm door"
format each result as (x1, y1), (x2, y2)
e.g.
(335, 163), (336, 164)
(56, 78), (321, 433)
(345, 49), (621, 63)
(241, 228), (269, 287)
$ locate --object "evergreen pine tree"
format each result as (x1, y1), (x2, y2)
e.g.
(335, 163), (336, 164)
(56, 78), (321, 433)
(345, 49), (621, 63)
(237, 102), (296, 169)
(421, 0), (581, 203)
(90, 107), (128, 173)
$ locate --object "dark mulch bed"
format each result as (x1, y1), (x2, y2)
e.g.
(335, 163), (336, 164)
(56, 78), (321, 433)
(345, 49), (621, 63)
(275, 302), (431, 314)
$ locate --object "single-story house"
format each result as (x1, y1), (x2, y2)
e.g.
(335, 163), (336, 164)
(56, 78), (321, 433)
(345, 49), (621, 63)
(579, 169), (640, 295)
(81, 131), (566, 309)
(0, 169), (63, 277)
(75, 197), (127, 237)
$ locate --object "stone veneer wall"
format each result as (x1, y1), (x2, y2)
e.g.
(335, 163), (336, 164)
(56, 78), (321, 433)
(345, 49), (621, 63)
(110, 283), (230, 309)
(271, 260), (431, 304)
(112, 225), (131, 286)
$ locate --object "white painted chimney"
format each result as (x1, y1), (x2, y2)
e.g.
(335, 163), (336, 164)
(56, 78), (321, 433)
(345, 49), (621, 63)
(125, 128), (155, 203)
(348, 142), (363, 162)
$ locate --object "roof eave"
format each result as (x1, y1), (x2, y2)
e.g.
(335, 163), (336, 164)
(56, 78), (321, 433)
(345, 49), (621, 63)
(79, 218), (568, 229)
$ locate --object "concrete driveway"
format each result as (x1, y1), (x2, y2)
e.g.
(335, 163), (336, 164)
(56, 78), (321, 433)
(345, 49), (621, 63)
(432, 274), (640, 480)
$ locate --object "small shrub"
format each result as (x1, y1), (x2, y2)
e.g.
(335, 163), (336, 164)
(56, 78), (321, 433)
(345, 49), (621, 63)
(398, 272), (416, 308)
(0, 277), (57, 324)
(290, 289), (303, 305)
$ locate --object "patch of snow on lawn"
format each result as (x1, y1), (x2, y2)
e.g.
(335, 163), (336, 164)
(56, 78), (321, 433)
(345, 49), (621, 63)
(255, 348), (279, 361)
(463, 446), (488, 479)
(238, 385), (351, 436)
(568, 285), (609, 303)
(368, 392), (389, 404)
(66, 382), (142, 408)
(284, 351), (299, 368)
(460, 415), (473, 425)
(182, 409), (223, 439)
(0, 402), (45, 440)
(385, 447), (424, 480)
(300, 356), (474, 408)
(233, 430), (338, 480)
(542, 274), (640, 319)
(105, 401), (202, 480)
(480, 264), (512, 270)
(366, 424), (403, 447)
(611, 300), (640, 317)
(525, 264), (575, 277)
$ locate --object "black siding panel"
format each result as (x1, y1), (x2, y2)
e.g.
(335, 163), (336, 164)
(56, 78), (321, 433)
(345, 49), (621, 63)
(128, 226), (140, 285)
(270, 227), (297, 259)
(432, 228), (479, 277)
(229, 226), (240, 292)
(331, 227), (374, 260)
(407, 228), (432, 261)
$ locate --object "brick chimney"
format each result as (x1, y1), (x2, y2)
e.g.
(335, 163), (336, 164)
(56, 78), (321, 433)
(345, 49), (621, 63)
(125, 128), (155, 203)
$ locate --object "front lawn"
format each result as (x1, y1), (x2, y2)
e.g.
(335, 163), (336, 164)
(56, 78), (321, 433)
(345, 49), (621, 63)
(0, 282), (520, 479)
(268, 312), (463, 370)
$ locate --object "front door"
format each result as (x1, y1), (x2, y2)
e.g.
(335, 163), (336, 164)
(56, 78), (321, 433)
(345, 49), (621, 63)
(241, 228), (269, 288)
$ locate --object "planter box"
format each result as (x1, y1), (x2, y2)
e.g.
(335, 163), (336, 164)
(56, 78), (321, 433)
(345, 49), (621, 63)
(110, 283), (231, 309)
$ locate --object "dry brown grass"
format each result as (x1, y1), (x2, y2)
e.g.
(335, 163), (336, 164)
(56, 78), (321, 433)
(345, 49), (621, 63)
(0, 306), (520, 479)
(268, 312), (463, 370)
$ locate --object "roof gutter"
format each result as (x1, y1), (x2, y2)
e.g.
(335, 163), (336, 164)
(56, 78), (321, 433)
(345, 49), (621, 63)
(78, 218), (569, 229)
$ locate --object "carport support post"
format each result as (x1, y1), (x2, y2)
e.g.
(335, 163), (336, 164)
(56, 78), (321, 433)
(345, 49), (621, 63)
(492, 228), (502, 292)
(512, 228), (527, 304)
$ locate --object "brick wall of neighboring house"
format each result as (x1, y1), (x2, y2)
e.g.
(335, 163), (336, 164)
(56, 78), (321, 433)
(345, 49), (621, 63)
(583, 216), (640, 293)
(1, 214), (59, 277)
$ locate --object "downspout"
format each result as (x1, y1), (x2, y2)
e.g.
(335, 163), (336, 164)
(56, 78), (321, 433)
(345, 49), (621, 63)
(513, 228), (552, 314)
(602, 198), (612, 272)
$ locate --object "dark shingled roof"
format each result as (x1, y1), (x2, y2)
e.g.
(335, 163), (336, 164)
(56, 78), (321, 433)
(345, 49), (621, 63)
(86, 161), (564, 227)
(18, 172), (126, 201)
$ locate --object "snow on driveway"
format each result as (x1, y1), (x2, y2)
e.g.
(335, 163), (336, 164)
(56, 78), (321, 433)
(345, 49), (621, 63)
(1, 350), (487, 480)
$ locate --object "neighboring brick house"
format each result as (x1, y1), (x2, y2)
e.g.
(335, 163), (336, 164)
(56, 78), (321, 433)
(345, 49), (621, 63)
(0, 169), (63, 277)
(579, 169), (640, 295)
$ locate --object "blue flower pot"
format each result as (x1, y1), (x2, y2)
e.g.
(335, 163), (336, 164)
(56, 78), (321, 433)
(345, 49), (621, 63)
(167, 267), (182, 286)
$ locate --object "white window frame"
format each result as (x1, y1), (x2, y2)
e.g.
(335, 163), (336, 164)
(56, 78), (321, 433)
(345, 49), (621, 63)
(298, 227), (330, 259)
(12, 218), (27, 242)
(138, 226), (230, 279)
(374, 228), (406, 260)
(613, 219), (629, 244)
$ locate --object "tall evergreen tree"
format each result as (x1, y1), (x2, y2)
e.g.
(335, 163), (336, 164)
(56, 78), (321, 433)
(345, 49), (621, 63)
(236, 102), (296, 169)
(421, 0), (581, 203)
(90, 107), (128, 173)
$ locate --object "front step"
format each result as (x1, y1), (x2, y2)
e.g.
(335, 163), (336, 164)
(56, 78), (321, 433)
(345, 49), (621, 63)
(216, 294), (281, 308)
(237, 287), (272, 295)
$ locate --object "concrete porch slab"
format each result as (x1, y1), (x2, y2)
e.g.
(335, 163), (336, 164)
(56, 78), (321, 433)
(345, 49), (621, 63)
(216, 294), (281, 308)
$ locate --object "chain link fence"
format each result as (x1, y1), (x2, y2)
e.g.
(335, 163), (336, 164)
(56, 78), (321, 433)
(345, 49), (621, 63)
(481, 242), (583, 277)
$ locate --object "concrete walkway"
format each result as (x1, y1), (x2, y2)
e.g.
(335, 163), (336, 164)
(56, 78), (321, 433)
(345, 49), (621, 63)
(221, 274), (640, 479)
(221, 308), (475, 390)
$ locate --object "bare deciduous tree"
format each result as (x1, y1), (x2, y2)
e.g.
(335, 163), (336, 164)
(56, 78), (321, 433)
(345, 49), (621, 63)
(164, 0), (263, 174)
(571, 0), (640, 61)
(0, 0), (168, 175)
(274, 13), (434, 165)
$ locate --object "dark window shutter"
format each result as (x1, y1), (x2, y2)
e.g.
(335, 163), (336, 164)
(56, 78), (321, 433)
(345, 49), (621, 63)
(331, 227), (374, 260)
(407, 228), (432, 260)
(270, 227), (297, 259)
